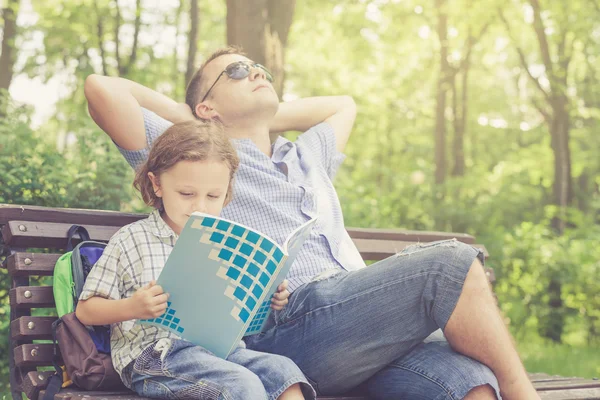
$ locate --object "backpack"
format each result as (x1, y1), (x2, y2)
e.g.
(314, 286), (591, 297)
(44, 225), (125, 400)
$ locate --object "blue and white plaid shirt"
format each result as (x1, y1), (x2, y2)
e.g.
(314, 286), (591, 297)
(117, 109), (365, 292)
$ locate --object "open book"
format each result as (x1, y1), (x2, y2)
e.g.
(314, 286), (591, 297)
(138, 212), (317, 359)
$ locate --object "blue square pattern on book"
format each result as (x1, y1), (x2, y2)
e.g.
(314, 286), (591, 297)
(232, 225), (246, 237)
(217, 220), (230, 231)
(225, 237), (239, 250)
(219, 248), (233, 262)
(239, 243), (253, 256)
(246, 296), (257, 310)
(210, 232), (224, 244)
(247, 263), (260, 277)
(258, 300), (270, 313)
(234, 287), (246, 301)
(258, 272), (270, 287)
(239, 308), (250, 323)
(253, 250), (267, 265)
(201, 217), (216, 227)
(273, 248), (284, 263)
(143, 302), (185, 335)
(260, 239), (274, 253)
(252, 285), (263, 299)
(240, 275), (253, 289)
(246, 231), (260, 244)
(233, 255), (247, 268)
(226, 267), (240, 280)
(266, 261), (277, 275)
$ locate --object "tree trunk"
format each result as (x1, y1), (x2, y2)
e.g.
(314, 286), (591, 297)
(173, 0), (185, 95)
(122, 0), (141, 76)
(114, 0), (121, 74)
(550, 97), (572, 232)
(434, 0), (449, 188)
(451, 60), (470, 177)
(185, 0), (199, 88)
(93, 0), (108, 76)
(226, 0), (296, 97)
(0, 0), (20, 92)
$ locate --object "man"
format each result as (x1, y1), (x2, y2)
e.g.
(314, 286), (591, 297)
(85, 47), (539, 400)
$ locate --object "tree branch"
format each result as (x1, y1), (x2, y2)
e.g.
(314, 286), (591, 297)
(529, 0), (554, 83)
(498, 9), (551, 102)
(532, 97), (552, 124)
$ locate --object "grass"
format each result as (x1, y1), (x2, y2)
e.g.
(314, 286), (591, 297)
(518, 340), (600, 379)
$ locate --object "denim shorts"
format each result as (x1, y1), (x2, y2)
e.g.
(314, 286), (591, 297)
(245, 239), (501, 399)
(125, 338), (315, 400)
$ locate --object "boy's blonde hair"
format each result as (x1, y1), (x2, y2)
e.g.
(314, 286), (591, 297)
(133, 120), (239, 209)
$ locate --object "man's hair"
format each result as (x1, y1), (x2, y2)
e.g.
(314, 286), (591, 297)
(185, 46), (247, 115)
(133, 120), (240, 209)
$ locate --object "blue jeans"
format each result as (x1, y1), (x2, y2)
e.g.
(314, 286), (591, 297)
(245, 239), (501, 399)
(126, 338), (315, 400)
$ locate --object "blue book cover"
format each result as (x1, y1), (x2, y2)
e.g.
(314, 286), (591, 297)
(138, 213), (317, 359)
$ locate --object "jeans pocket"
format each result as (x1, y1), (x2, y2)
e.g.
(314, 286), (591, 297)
(134, 339), (173, 377)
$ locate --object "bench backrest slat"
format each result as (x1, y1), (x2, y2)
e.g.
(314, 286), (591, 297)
(7, 253), (60, 276)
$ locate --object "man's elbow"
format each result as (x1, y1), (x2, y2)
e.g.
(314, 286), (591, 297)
(84, 74), (102, 100)
(341, 96), (356, 112)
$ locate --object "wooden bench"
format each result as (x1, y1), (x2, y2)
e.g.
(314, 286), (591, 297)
(2, 204), (599, 400)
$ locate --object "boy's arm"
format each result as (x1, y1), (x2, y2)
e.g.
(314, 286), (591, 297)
(76, 281), (169, 325)
(84, 75), (194, 150)
(76, 297), (137, 325)
(269, 96), (357, 152)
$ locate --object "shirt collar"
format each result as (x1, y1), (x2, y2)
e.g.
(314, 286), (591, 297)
(230, 135), (293, 161)
(145, 209), (177, 239)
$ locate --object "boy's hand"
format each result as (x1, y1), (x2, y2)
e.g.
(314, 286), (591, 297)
(271, 279), (290, 311)
(129, 280), (170, 319)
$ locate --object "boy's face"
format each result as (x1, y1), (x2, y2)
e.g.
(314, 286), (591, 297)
(196, 54), (279, 125)
(149, 159), (231, 234)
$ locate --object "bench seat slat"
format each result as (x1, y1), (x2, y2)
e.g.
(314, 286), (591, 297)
(534, 378), (600, 391)
(538, 388), (600, 399)
(14, 344), (61, 368)
(11, 316), (56, 341)
(6, 253), (61, 276)
(22, 370), (55, 400)
(10, 286), (55, 309)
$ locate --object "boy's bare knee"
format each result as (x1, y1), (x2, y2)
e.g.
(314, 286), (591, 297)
(463, 384), (498, 400)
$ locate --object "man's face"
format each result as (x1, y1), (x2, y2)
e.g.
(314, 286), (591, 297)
(198, 54), (279, 124)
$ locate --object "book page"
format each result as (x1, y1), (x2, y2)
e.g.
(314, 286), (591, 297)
(243, 217), (318, 336)
(138, 213), (286, 358)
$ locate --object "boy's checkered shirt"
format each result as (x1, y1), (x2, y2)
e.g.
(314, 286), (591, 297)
(79, 210), (180, 383)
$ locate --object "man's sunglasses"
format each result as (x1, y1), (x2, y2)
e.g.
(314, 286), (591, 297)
(201, 61), (274, 102)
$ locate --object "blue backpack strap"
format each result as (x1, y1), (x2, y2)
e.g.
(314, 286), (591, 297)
(66, 225), (90, 251)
